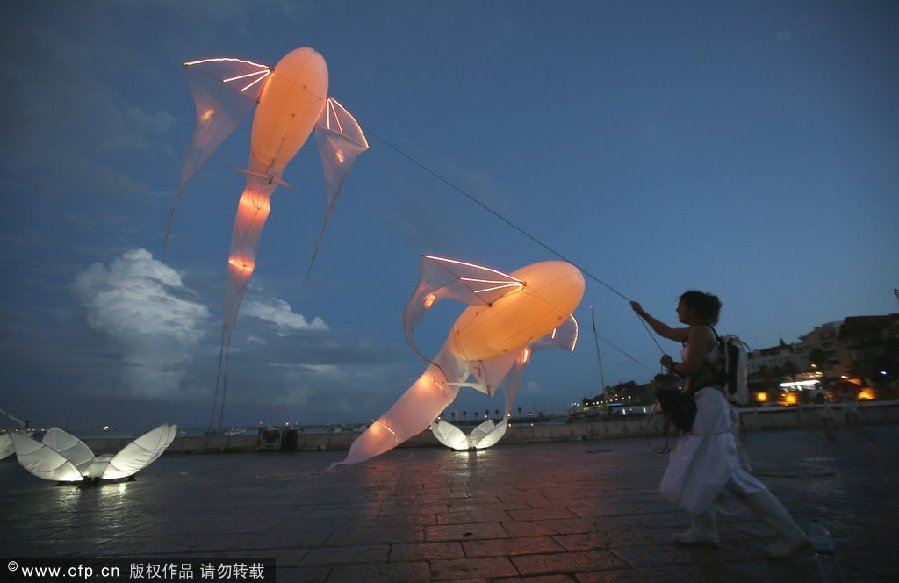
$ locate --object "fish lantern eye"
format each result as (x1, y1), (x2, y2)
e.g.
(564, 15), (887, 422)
(423, 293), (437, 309)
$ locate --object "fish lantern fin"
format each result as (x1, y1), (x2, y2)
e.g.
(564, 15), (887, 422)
(164, 57), (271, 249)
(303, 98), (370, 285)
(532, 315), (579, 352)
(404, 255), (524, 362)
(431, 419), (470, 451)
(498, 317), (578, 415)
(499, 347), (534, 416)
(466, 349), (522, 396)
(10, 432), (83, 482)
(473, 418), (507, 449)
(0, 433), (12, 460)
(233, 168), (291, 188)
(470, 419), (495, 443)
(102, 424), (178, 480)
(42, 427), (96, 475)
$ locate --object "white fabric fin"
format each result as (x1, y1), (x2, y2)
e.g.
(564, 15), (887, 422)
(0, 433), (13, 460)
(303, 98), (369, 285)
(403, 255), (524, 361)
(473, 418), (508, 449)
(467, 350), (521, 396)
(164, 58), (270, 248)
(10, 432), (82, 482)
(42, 428), (95, 474)
(102, 424), (177, 480)
(431, 420), (470, 451)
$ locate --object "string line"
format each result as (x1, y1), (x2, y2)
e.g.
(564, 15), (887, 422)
(362, 125), (667, 360)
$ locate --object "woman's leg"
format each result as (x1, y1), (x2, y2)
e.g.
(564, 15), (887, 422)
(672, 508), (719, 545)
(743, 489), (809, 558)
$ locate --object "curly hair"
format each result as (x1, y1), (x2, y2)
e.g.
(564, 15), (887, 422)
(679, 290), (722, 326)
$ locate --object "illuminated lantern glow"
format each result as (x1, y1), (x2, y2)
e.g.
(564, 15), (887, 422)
(10, 425), (177, 482)
(336, 256), (584, 465)
(167, 48), (368, 428)
(449, 261), (579, 362)
(520, 347), (532, 366)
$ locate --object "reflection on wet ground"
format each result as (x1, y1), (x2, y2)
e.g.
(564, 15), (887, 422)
(2, 425), (898, 581)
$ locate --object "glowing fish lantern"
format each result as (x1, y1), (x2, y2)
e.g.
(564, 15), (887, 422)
(10, 425), (177, 482)
(336, 256), (585, 465)
(164, 48), (369, 428)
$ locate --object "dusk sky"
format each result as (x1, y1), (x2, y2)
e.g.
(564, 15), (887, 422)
(1, 1), (896, 432)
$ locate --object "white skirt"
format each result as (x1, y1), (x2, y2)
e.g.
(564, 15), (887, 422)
(659, 387), (766, 515)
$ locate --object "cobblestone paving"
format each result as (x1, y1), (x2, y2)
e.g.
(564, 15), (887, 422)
(2, 424), (897, 582)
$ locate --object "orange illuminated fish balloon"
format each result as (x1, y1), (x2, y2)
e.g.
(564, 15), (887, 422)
(167, 48), (369, 428)
(336, 256), (585, 465)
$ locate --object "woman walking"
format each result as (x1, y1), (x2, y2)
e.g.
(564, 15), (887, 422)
(631, 291), (808, 559)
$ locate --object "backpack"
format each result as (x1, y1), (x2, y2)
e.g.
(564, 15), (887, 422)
(690, 329), (749, 406)
(716, 332), (749, 406)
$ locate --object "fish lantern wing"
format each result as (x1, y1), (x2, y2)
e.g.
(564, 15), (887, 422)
(404, 255), (524, 362)
(304, 98), (370, 284)
(10, 432), (83, 482)
(165, 57), (271, 247)
(102, 424), (178, 480)
(42, 428), (96, 475)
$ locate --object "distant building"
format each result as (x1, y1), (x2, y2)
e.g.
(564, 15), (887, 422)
(583, 379), (658, 416)
(788, 314), (898, 384)
(582, 313), (898, 407)
(794, 321), (844, 376)
(747, 338), (804, 376)
(840, 314), (899, 356)
(838, 314), (899, 382)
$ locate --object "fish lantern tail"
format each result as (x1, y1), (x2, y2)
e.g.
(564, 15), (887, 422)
(335, 350), (464, 466)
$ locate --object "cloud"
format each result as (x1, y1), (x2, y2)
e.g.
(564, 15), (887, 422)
(242, 297), (328, 332)
(73, 248), (210, 397)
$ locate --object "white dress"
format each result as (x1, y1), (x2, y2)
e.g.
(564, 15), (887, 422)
(659, 343), (766, 515)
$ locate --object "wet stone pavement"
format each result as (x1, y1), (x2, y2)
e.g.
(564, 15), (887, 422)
(2, 424), (898, 582)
